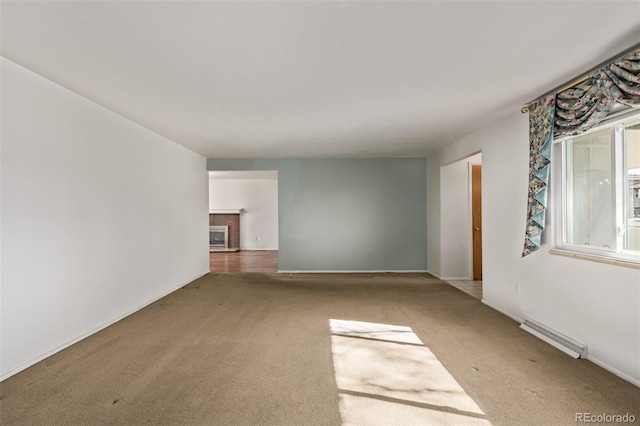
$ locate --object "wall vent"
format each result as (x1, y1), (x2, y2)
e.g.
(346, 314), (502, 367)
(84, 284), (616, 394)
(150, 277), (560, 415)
(520, 318), (587, 359)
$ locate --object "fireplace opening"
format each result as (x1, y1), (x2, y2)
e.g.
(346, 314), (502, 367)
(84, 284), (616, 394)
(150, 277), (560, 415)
(210, 226), (229, 251)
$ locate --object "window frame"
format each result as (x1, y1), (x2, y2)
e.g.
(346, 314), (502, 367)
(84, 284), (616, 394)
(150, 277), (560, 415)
(552, 109), (640, 265)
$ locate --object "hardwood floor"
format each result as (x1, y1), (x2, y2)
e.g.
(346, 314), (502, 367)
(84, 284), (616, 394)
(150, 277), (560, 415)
(209, 250), (278, 273)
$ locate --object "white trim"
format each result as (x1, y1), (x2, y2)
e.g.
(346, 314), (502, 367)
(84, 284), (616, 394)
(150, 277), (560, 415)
(278, 270), (431, 273)
(587, 354), (640, 387)
(481, 300), (523, 323)
(428, 271), (443, 279)
(468, 160), (482, 280)
(552, 111), (640, 264)
(468, 162), (475, 281)
(439, 276), (473, 281)
(209, 209), (242, 214)
(0, 270), (209, 382)
(234, 248), (278, 252)
(614, 124), (625, 254)
(477, 306), (639, 386)
(549, 249), (640, 269)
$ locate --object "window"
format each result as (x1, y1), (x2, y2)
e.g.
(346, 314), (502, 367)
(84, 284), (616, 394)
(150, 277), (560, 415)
(554, 112), (640, 263)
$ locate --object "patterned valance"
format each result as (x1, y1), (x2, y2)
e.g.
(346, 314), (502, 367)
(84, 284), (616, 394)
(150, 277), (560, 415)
(554, 49), (640, 137)
(604, 50), (640, 107)
(522, 47), (640, 257)
(554, 77), (612, 137)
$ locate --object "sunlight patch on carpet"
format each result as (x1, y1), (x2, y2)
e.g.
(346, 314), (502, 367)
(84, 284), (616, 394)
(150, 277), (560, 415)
(329, 319), (491, 426)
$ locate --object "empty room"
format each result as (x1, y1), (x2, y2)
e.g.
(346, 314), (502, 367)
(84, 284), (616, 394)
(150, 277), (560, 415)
(1, 1), (639, 425)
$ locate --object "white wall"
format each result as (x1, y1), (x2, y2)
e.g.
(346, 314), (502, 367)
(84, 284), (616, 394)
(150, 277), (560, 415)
(429, 111), (640, 385)
(427, 157), (442, 277)
(209, 177), (279, 250)
(440, 153), (482, 279)
(1, 58), (209, 380)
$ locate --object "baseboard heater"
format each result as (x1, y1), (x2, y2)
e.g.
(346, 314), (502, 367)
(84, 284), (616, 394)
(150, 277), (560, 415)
(520, 318), (587, 359)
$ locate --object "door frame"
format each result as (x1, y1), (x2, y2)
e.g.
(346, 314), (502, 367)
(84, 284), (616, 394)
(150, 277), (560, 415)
(468, 162), (482, 280)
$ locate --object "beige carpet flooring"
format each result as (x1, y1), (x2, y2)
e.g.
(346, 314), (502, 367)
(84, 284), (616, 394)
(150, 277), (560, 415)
(1, 273), (638, 425)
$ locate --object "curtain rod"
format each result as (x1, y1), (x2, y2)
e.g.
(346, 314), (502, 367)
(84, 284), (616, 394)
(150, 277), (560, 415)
(520, 41), (640, 113)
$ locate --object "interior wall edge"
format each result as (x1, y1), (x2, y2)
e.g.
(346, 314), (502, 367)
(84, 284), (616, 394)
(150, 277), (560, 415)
(0, 271), (209, 382)
(0, 57), (202, 157)
(481, 299), (523, 323)
(586, 355), (640, 388)
(1, 58), (210, 379)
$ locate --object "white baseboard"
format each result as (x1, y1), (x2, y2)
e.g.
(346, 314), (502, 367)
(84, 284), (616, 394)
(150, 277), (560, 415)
(481, 301), (639, 387)
(587, 355), (640, 387)
(0, 270), (208, 382)
(481, 299), (523, 323)
(439, 276), (473, 281)
(428, 272), (451, 280)
(277, 270), (430, 274)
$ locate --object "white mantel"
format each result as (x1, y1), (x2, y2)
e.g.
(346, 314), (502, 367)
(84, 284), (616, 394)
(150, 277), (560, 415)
(209, 209), (243, 214)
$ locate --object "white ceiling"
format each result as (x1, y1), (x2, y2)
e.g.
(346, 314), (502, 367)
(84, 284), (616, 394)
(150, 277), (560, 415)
(2, 1), (639, 158)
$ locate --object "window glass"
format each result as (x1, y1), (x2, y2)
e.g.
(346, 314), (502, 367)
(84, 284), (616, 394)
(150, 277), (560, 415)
(624, 122), (640, 253)
(565, 128), (614, 249)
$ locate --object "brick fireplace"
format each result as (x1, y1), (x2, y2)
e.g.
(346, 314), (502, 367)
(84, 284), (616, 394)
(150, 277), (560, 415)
(209, 210), (241, 251)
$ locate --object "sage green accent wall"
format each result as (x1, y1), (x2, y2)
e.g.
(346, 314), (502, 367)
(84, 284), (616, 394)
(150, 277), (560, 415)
(207, 158), (427, 271)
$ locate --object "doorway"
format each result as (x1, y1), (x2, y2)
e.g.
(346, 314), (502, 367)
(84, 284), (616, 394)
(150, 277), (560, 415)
(208, 170), (279, 273)
(440, 153), (482, 298)
(471, 164), (482, 280)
